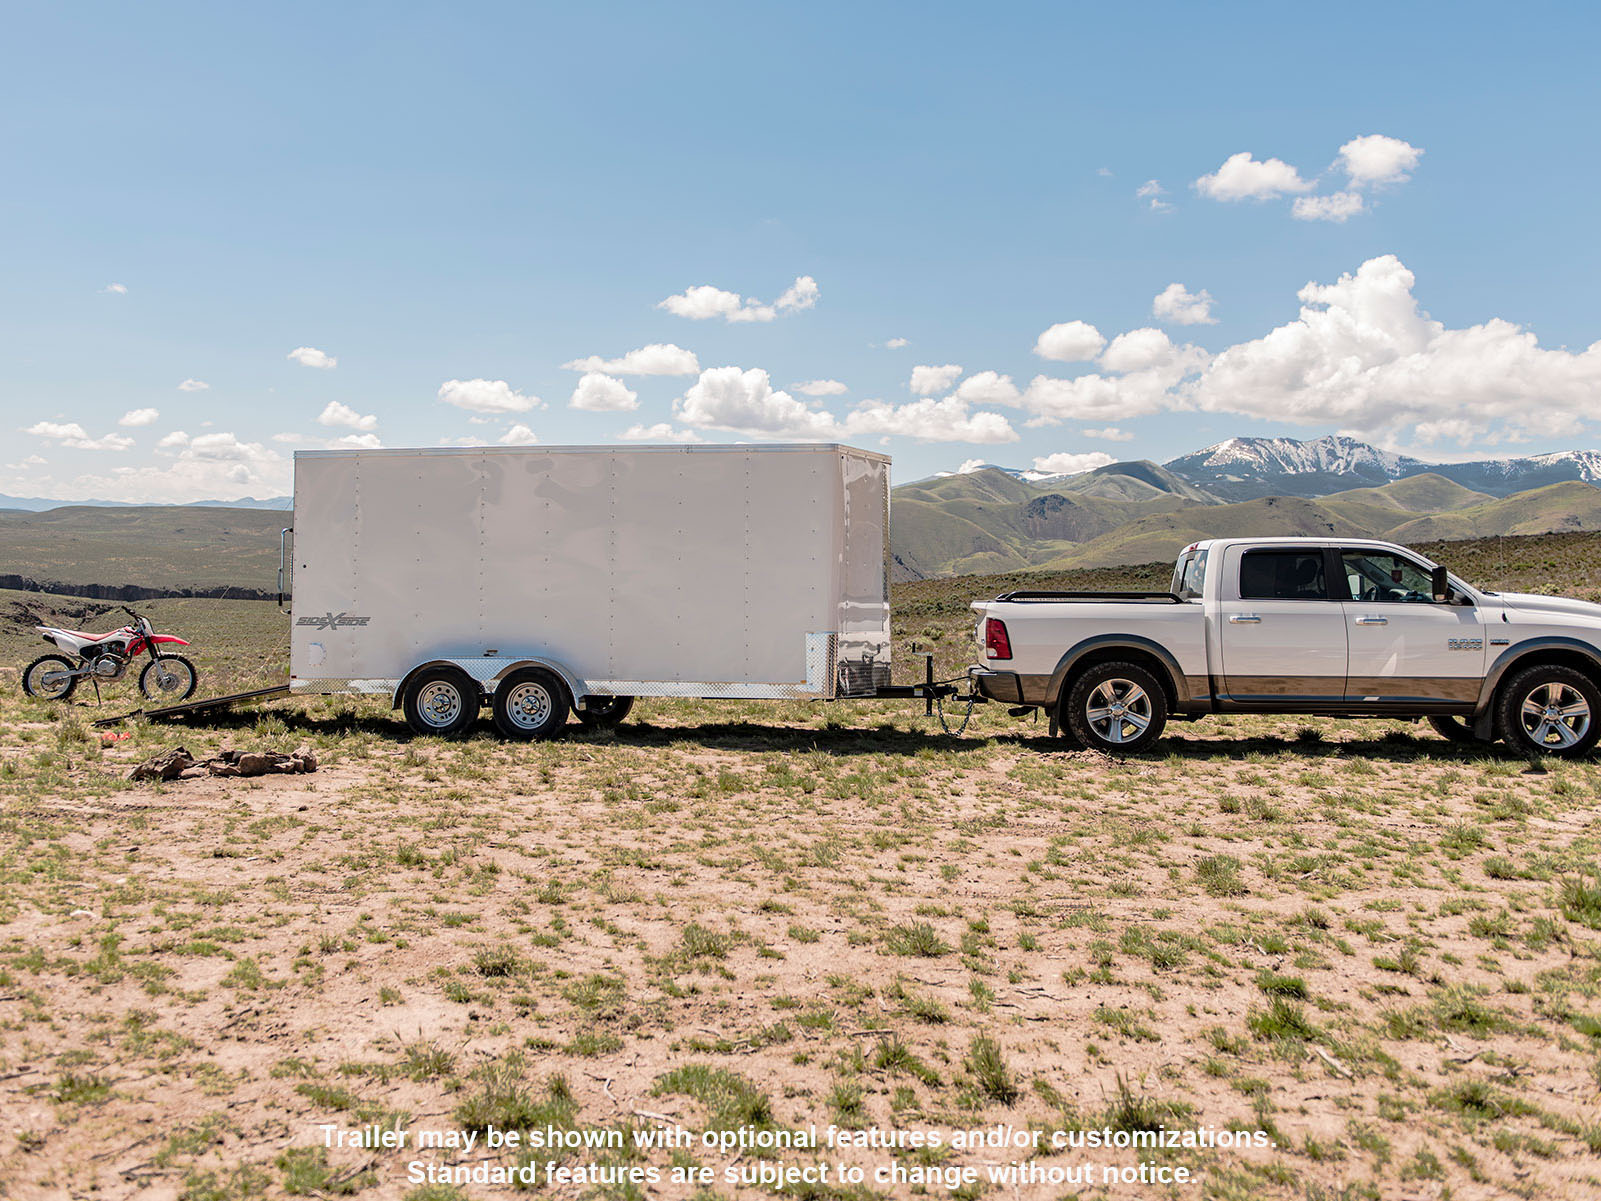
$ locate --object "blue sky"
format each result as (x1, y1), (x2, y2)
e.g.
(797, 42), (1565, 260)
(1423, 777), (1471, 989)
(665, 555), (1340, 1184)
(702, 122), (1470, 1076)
(4, 1), (1599, 501)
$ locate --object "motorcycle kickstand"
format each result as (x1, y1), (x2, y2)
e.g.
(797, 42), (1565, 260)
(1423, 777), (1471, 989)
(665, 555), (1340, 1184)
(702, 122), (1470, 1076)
(91, 677), (102, 707)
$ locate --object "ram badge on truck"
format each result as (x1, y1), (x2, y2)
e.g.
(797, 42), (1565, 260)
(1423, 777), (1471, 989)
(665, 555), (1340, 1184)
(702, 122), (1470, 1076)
(971, 537), (1601, 758)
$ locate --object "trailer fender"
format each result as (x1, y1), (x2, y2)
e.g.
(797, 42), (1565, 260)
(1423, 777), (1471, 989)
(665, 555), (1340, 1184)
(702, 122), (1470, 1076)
(391, 657), (590, 711)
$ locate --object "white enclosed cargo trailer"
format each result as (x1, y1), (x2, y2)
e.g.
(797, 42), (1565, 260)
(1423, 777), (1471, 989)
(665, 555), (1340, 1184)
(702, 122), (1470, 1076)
(284, 444), (895, 737)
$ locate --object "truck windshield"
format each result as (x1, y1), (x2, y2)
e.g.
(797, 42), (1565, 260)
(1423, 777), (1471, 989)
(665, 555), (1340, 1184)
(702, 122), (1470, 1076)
(1172, 549), (1208, 599)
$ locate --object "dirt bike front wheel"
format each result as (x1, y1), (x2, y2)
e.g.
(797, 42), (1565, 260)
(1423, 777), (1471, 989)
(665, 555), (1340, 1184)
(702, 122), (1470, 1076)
(23, 654), (79, 701)
(140, 655), (198, 702)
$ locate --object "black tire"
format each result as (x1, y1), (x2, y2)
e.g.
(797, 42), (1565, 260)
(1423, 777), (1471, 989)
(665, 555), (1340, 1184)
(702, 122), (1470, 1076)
(402, 667), (480, 738)
(576, 695), (634, 729)
(492, 667), (570, 740)
(1495, 663), (1601, 759)
(22, 654), (78, 701)
(139, 655), (198, 702)
(1427, 715), (1489, 745)
(1064, 661), (1168, 754)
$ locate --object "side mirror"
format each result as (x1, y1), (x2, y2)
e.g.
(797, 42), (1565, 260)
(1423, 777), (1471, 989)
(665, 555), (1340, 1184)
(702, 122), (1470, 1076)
(1430, 565), (1451, 603)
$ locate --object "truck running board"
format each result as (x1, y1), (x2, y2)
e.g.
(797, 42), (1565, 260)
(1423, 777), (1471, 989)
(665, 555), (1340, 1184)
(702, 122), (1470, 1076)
(92, 684), (292, 729)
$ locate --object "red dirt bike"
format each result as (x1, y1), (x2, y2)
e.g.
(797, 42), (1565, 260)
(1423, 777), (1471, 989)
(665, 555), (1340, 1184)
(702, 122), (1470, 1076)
(22, 605), (198, 703)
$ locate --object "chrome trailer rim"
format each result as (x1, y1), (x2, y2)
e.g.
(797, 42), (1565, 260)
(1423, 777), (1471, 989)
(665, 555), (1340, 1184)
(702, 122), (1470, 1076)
(1085, 678), (1152, 744)
(503, 681), (553, 730)
(417, 680), (466, 728)
(1518, 682), (1590, 749)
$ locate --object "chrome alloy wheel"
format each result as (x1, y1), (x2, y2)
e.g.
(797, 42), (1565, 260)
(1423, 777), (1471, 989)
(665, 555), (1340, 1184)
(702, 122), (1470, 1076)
(1084, 677), (1152, 745)
(502, 680), (554, 731)
(1518, 681), (1591, 749)
(417, 679), (466, 729)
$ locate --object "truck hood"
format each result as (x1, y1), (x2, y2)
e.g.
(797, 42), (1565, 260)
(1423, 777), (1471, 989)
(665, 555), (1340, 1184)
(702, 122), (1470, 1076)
(1495, 592), (1601, 621)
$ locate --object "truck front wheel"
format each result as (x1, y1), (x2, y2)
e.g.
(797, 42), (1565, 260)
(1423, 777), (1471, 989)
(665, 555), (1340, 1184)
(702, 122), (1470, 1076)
(492, 667), (570, 740)
(1064, 662), (1168, 754)
(403, 668), (479, 738)
(1495, 664), (1600, 759)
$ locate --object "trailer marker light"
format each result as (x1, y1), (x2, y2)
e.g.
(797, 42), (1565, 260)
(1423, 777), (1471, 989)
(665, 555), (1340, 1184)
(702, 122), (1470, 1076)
(985, 618), (1012, 661)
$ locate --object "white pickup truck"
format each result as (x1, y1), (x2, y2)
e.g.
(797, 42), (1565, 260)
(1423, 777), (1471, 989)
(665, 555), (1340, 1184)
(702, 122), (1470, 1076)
(971, 537), (1601, 758)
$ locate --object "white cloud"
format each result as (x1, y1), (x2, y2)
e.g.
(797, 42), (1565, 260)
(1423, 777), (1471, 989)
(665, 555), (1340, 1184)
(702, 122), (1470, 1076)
(794, 379), (847, 396)
(436, 435), (490, 447)
(316, 401), (378, 431)
(619, 422), (702, 443)
(1194, 152), (1312, 201)
(909, 364), (963, 395)
(437, 378), (541, 414)
(177, 378), (209, 392)
(673, 366), (838, 437)
(1032, 451), (1117, 476)
(27, 421), (89, 440)
(24, 421), (134, 451)
(118, 408), (160, 427)
(1339, 134), (1423, 188)
(950, 371), (1020, 406)
(568, 373), (639, 412)
(158, 430), (190, 448)
(883, 337), (909, 349)
(1033, 321), (1106, 362)
(498, 424), (539, 446)
(658, 275), (820, 323)
(1100, 327), (1195, 374)
(1292, 191), (1366, 223)
(1152, 283), (1217, 326)
(1083, 427), (1135, 442)
(287, 346), (337, 369)
(1135, 180), (1172, 212)
(101, 283), (127, 295)
(561, 343), (700, 376)
(62, 432), (290, 503)
(1012, 255), (1601, 448)
(330, 433), (383, 450)
(843, 397), (1018, 444)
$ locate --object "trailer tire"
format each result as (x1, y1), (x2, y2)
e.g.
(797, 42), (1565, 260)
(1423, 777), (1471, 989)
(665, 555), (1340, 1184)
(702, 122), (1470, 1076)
(576, 695), (633, 729)
(402, 667), (479, 738)
(1064, 661), (1167, 755)
(492, 667), (570, 740)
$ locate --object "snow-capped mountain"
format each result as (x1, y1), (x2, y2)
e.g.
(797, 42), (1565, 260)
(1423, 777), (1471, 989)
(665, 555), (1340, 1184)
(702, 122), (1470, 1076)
(1166, 436), (1601, 500)
(925, 436), (1601, 502)
(1168, 435), (1422, 480)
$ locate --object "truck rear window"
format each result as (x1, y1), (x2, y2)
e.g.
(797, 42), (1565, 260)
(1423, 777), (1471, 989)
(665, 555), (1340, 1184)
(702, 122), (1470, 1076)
(1239, 550), (1329, 600)
(1172, 550), (1208, 599)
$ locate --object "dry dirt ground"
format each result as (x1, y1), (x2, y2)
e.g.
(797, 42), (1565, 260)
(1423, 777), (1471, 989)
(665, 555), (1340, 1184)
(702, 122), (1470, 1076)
(2, 695), (1600, 1201)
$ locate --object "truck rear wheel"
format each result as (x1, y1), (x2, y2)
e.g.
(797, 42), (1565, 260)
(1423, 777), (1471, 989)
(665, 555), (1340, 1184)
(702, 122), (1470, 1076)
(1426, 715), (1490, 745)
(403, 667), (479, 738)
(576, 695), (633, 729)
(1495, 664), (1600, 759)
(1065, 662), (1167, 754)
(492, 667), (570, 740)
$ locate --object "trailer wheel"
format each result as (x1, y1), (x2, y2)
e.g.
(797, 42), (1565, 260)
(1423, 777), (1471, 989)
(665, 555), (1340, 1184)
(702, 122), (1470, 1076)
(1426, 715), (1491, 745)
(402, 667), (479, 738)
(492, 667), (570, 740)
(576, 695), (634, 729)
(1064, 661), (1167, 755)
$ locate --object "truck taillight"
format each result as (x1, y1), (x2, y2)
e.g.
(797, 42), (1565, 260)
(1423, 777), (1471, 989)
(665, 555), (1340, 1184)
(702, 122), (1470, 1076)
(985, 617), (1012, 660)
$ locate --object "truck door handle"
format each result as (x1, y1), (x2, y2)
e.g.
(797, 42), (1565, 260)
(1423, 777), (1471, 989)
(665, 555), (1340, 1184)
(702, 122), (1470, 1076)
(1228, 614), (1261, 624)
(1354, 616), (1388, 625)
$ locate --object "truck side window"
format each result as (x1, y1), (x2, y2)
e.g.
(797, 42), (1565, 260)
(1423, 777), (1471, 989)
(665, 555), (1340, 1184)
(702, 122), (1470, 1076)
(1341, 551), (1436, 603)
(1239, 550), (1328, 600)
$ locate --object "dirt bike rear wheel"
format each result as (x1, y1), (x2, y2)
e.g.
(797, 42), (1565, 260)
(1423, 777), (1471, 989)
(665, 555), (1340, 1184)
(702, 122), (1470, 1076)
(23, 654), (78, 701)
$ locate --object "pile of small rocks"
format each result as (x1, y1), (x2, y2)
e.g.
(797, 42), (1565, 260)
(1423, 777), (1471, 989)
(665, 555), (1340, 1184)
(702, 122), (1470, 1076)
(128, 745), (319, 782)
